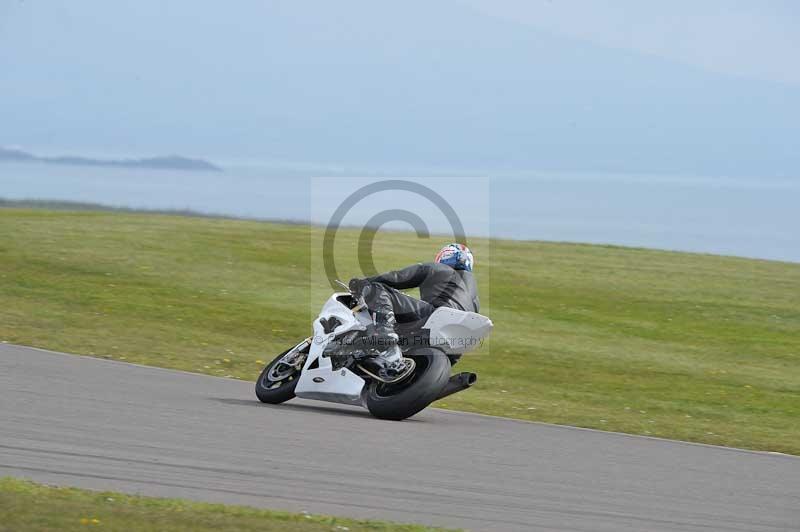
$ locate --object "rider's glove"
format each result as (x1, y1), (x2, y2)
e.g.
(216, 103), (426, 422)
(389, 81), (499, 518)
(348, 278), (370, 294)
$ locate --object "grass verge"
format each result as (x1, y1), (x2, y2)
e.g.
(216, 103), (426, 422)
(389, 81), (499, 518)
(1, 208), (798, 453)
(0, 477), (452, 532)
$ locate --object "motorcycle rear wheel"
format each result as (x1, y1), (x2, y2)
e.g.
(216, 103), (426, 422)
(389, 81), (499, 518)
(364, 348), (451, 420)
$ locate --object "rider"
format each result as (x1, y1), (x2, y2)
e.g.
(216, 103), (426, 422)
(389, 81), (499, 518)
(348, 243), (479, 378)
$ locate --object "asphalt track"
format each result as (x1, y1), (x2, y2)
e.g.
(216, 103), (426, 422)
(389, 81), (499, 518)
(1, 344), (798, 531)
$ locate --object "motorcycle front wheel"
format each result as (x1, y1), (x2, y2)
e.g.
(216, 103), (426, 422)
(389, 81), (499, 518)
(255, 342), (307, 404)
(364, 347), (451, 420)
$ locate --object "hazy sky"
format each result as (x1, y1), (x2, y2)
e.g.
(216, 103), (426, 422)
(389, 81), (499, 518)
(464, 0), (800, 85)
(1, 1), (798, 177)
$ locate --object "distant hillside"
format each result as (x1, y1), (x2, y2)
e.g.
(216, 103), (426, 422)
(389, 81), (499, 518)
(0, 147), (222, 172)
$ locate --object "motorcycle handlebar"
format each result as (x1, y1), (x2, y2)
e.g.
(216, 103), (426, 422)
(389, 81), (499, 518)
(335, 279), (368, 313)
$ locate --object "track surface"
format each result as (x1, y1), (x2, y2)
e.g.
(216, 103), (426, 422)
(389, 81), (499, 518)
(1, 344), (798, 531)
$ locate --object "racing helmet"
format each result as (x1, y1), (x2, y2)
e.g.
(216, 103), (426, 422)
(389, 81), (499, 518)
(434, 243), (474, 271)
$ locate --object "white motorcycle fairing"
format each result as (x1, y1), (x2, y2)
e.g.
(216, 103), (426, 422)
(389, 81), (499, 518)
(293, 292), (493, 406)
(294, 293), (371, 405)
(425, 306), (493, 355)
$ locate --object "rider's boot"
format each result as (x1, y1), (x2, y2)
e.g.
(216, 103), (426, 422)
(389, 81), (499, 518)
(358, 313), (414, 383)
(354, 311), (398, 349)
(367, 320), (399, 347)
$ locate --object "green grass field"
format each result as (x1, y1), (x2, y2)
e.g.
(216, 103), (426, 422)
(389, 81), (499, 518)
(0, 478), (452, 532)
(1, 208), (799, 454)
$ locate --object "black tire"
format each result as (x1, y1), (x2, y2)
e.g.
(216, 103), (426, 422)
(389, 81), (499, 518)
(255, 343), (306, 404)
(364, 348), (451, 421)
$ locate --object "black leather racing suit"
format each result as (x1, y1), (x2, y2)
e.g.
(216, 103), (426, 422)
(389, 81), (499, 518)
(357, 262), (480, 326)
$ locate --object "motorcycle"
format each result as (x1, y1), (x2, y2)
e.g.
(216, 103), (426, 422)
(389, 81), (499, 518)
(255, 281), (493, 420)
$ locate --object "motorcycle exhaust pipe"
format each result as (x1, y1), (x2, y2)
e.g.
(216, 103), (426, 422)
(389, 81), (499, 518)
(436, 372), (477, 401)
